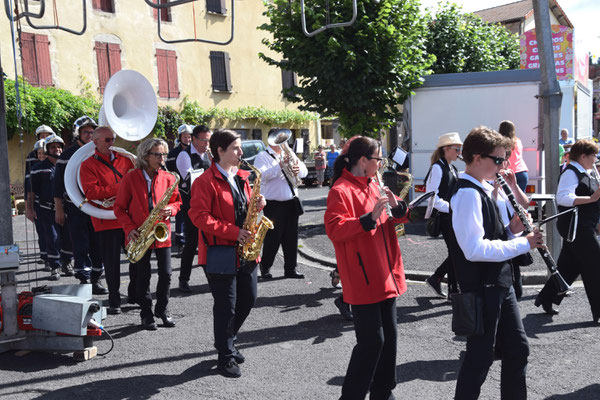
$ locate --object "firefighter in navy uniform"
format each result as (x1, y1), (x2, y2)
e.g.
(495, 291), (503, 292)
(28, 134), (72, 280)
(25, 125), (54, 269)
(176, 125), (212, 292)
(166, 124), (193, 253)
(53, 116), (108, 295)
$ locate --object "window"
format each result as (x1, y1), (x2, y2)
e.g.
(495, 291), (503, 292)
(94, 42), (122, 94)
(153, 0), (172, 22)
(209, 51), (231, 92)
(206, 0), (227, 14)
(281, 68), (296, 91)
(20, 32), (52, 87)
(92, 0), (114, 13)
(156, 49), (180, 99)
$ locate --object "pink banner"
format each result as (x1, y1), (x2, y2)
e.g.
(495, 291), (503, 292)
(520, 25), (573, 80)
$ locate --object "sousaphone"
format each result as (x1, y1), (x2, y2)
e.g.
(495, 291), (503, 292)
(65, 70), (158, 219)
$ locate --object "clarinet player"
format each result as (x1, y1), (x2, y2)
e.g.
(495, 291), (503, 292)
(534, 139), (600, 322)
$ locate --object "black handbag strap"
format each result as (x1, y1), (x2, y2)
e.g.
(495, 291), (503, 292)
(94, 154), (123, 182)
(266, 150), (296, 197)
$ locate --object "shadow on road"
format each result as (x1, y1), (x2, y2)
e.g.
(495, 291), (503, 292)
(397, 296), (453, 323)
(545, 384), (600, 399)
(523, 313), (595, 339)
(254, 287), (339, 311)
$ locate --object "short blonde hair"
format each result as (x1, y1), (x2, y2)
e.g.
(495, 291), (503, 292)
(136, 138), (168, 170)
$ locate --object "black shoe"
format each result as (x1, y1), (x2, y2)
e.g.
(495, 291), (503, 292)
(49, 269), (61, 281)
(154, 311), (176, 327)
(334, 296), (353, 321)
(534, 296), (559, 315)
(593, 313), (599, 325)
(141, 317), (158, 331)
(127, 296), (137, 304)
(107, 306), (122, 315)
(284, 270), (305, 279)
(232, 347), (245, 364)
(61, 261), (74, 277)
(426, 275), (447, 298)
(178, 280), (192, 293)
(92, 282), (109, 295)
(261, 273), (273, 280)
(217, 360), (241, 378)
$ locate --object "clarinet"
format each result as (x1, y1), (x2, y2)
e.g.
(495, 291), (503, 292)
(496, 174), (570, 295)
(375, 170), (393, 218)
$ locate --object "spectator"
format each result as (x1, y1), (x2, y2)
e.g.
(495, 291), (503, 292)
(559, 129), (574, 149)
(314, 145), (326, 187)
(498, 120), (529, 192)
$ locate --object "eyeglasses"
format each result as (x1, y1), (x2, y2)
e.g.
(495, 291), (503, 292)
(197, 138), (210, 143)
(103, 137), (115, 143)
(481, 154), (506, 165)
(450, 146), (462, 152)
(366, 156), (383, 161)
(149, 152), (168, 158)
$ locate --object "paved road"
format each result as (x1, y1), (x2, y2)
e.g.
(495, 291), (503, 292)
(1, 189), (599, 399)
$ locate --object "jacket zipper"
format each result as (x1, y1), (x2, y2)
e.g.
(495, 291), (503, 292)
(380, 214), (400, 295)
(357, 252), (369, 285)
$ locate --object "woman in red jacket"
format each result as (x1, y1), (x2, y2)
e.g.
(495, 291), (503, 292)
(114, 138), (182, 331)
(188, 129), (265, 379)
(324, 136), (408, 400)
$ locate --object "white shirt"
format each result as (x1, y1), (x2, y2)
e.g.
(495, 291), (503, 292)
(451, 172), (530, 263)
(253, 147), (308, 201)
(176, 144), (209, 180)
(556, 161), (597, 207)
(142, 170), (153, 193)
(425, 160), (458, 214)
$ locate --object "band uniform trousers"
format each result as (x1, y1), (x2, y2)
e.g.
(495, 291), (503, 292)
(174, 210), (186, 247)
(455, 285), (529, 400)
(179, 202), (199, 284)
(260, 199), (299, 275)
(205, 264), (257, 361)
(341, 297), (397, 400)
(431, 213), (457, 293)
(135, 246), (172, 320)
(65, 201), (103, 283)
(33, 203), (48, 263)
(537, 227), (600, 320)
(37, 207), (71, 271)
(96, 228), (137, 308)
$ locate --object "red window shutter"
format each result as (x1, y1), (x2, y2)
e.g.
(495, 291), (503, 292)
(92, 0), (102, 10)
(107, 43), (122, 77)
(153, 0), (171, 22)
(156, 49), (169, 98)
(34, 35), (52, 87)
(95, 42), (110, 93)
(20, 32), (38, 86)
(166, 50), (179, 98)
(100, 0), (113, 12)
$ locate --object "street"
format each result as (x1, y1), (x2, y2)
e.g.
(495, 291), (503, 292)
(0, 185), (598, 399)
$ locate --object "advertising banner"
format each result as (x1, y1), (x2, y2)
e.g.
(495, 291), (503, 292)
(520, 25), (573, 80)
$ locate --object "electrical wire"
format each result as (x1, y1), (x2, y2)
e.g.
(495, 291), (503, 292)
(97, 329), (115, 356)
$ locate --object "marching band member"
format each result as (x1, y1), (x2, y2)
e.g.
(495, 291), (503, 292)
(166, 124), (193, 252)
(535, 139), (600, 323)
(80, 126), (136, 315)
(188, 129), (265, 378)
(114, 138), (182, 330)
(254, 128), (308, 280)
(449, 126), (542, 400)
(324, 136), (408, 400)
(53, 116), (108, 294)
(424, 132), (462, 298)
(176, 125), (212, 292)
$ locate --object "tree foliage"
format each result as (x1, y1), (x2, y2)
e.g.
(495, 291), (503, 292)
(260, 0), (433, 137)
(424, 3), (520, 74)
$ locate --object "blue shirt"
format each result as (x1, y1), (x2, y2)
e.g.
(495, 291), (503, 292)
(327, 151), (339, 168)
(559, 138), (574, 146)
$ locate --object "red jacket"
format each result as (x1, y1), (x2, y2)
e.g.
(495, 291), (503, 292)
(80, 150), (135, 232)
(324, 168), (408, 305)
(114, 169), (182, 248)
(188, 163), (253, 266)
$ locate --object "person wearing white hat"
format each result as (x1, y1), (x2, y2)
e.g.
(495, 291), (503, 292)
(424, 132), (463, 298)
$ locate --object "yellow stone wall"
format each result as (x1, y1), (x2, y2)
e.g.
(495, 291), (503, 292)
(1, 0), (320, 186)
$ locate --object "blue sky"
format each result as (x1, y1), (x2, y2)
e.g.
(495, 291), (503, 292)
(419, 0), (599, 60)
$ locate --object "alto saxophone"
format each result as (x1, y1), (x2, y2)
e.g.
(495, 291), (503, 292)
(394, 171), (413, 237)
(239, 160), (274, 261)
(126, 171), (180, 263)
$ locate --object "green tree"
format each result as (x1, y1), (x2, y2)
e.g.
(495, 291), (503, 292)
(260, 0), (433, 137)
(424, 3), (520, 74)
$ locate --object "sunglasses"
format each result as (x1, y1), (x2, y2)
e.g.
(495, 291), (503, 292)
(103, 137), (115, 143)
(149, 152), (168, 158)
(450, 146), (462, 152)
(481, 154), (506, 165)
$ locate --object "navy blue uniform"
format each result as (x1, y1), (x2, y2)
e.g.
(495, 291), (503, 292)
(31, 159), (71, 272)
(24, 150), (47, 263)
(166, 144), (186, 247)
(53, 143), (103, 283)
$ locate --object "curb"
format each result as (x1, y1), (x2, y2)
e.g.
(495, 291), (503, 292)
(298, 239), (550, 286)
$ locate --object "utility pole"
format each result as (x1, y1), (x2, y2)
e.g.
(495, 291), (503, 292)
(532, 0), (562, 259)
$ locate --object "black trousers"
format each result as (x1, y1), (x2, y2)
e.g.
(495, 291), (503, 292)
(174, 210), (186, 246)
(33, 203), (47, 262)
(206, 264), (258, 362)
(340, 297), (397, 400)
(260, 199), (299, 274)
(135, 246), (172, 320)
(65, 202), (103, 283)
(180, 206), (199, 283)
(455, 285), (529, 400)
(38, 208), (70, 270)
(96, 229), (136, 308)
(431, 213), (457, 293)
(537, 227), (600, 319)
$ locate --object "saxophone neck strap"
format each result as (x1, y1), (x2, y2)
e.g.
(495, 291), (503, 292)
(266, 151), (295, 197)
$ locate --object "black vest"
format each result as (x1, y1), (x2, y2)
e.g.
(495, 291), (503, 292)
(166, 145), (185, 174)
(448, 179), (513, 292)
(180, 146), (211, 194)
(433, 159), (458, 202)
(557, 164), (600, 235)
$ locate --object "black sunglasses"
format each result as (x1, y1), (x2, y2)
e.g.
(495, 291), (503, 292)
(148, 152), (168, 158)
(481, 154), (506, 165)
(104, 137), (115, 143)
